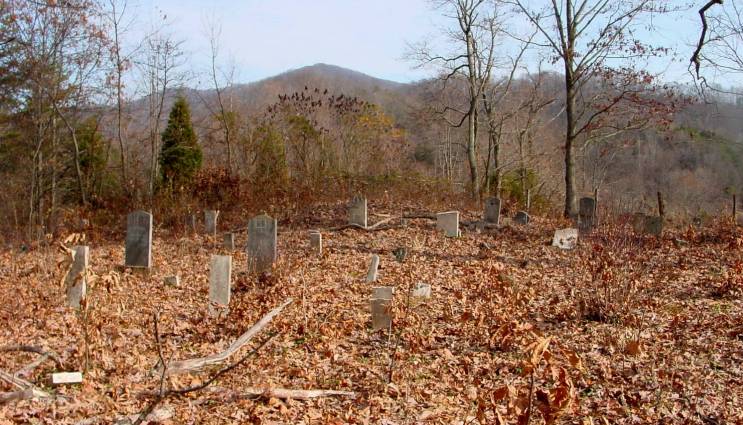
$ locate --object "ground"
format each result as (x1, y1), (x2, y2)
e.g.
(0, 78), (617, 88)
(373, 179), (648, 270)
(1, 202), (742, 424)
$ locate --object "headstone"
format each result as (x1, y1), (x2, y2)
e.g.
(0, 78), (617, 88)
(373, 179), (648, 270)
(366, 254), (380, 283)
(247, 214), (277, 273)
(484, 197), (501, 224)
(223, 233), (235, 250)
(208, 255), (232, 317)
(164, 275), (180, 287)
(348, 195), (368, 228)
(205, 210), (219, 235)
(65, 245), (89, 309)
(411, 283), (432, 299)
(436, 211), (460, 237)
(579, 197), (597, 232)
(514, 211), (530, 225)
(643, 216), (663, 236)
(370, 287), (393, 331)
(372, 286), (394, 299)
(125, 211), (152, 268)
(552, 228), (579, 250)
(309, 230), (322, 255)
(51, 372), (83, 385)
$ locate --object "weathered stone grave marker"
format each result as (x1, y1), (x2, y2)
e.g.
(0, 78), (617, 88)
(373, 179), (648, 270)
(552, 228), (579, 250)
(411, 283), (432, 299)
(370, 286), (393, 331)
(208, 255), (232, 317)
(579, 197), (597, 232)
(366, 254), (380, 283)
(164, 275), (180, 287)
(514, 211), (530, 225)
(65, 246), (89, 309)
(348, 195), (368, 228)
(51, 372), (83, 386)
(484, 197), (501, 224)
(125, 211), (152, 268)
(223, 232), (235, 250)
(633, 213), (663, 236)
(205, 210), (219, 235)
(309, 230), (322, 255)
(436, 211), (460, 237)
(247, 214), (277, 273)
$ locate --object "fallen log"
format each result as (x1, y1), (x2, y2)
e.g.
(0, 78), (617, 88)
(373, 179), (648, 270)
(165, 299), (293, 376)
(224, 387), (356, 400)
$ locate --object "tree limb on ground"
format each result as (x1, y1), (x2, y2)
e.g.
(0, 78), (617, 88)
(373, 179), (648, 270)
(165, 298), (293, 376)
(0, 369), (51, 404)
(0, 345), (64, 373)
(215, 387), (356, 401)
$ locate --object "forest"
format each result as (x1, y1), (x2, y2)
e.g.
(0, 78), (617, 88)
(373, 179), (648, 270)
(0, 1), (742, 424)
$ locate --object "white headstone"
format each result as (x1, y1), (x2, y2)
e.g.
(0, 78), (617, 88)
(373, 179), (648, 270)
(125, 211), (152, 268)
(65, 246), (89, 309)
(51, 372), (83, 385)
(205, 210), (219, 235)
(309, 230), (322, 255)
(436, 211), (460, 237)
(366, 254), (380, 283)
(411, 283), (432, 299)
(247, 214), (277, 273)
(552, 228), (579, 250)
(349, 196), (368, 228)
(370, 286), (393, 331)
(208, 255), (232, 317)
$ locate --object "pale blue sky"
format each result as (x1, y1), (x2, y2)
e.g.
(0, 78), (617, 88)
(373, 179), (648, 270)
(131, 0), (714, 87)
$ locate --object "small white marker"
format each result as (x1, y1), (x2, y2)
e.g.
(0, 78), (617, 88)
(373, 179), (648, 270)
(51, 372), (83, 385)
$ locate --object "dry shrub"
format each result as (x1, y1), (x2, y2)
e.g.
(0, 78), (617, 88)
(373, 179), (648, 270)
(575, 225), (649, 324)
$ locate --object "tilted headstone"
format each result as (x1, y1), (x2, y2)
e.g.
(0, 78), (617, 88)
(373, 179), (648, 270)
(552, 228), (579, 250)
(309, 230), (322, 255)
(208, 255), (232, 317)
(247, 214), (277, 273)
(348, 195), (368, 228)
(370, 286), (393, 331)
(223, 233), (235, 250)
(579, 197), (597, 232)
(205, 210), (219, 235)
(436, 211), (460, 237)
(65, 245), (89, 309)
(514, 211), (530, 225)
(411, 283), (432, 299)
(366, 254), (380, 283)
(484, 197), (501, 224)
(125, 211), (152, 268)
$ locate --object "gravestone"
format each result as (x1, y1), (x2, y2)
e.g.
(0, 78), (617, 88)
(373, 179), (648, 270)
(205, 210), (219, 235)
(186, 214), (197, 233)
(223, 233), (235, 250)
(51, 372), (83, 385)
(514, 211), (530, 225)
(370, 286), (393, 331)
(65, 246), (89, 309)
(484, 197), (501, 224)
(436, 211), (460, 237)
(164, 275), (180, 287)
(644, 216), (663, 236)
(125, 211), (152, 268)
(208, 255), (232, 317)
(579, 197), (597, 232)
(348, 195), (368, 228)
(247, 214), (277, 273)
(552, 228), (579, 250)
(366, 254), (380, 283)
(309, 230), (322, 255)
(411, 283), (432, 299)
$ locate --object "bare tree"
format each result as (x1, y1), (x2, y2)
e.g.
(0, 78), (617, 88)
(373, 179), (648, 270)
(411, 0), (499, 200)
(510, 0), (671, 217)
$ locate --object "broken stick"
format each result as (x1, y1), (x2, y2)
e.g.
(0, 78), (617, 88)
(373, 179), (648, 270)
(165, 298), (293, 376)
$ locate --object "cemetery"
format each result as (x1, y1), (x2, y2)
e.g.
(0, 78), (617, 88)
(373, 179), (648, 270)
(0, 195), (741, 424)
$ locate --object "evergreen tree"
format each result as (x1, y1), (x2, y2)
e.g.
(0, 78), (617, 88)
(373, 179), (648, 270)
(159, 96), (202, 189)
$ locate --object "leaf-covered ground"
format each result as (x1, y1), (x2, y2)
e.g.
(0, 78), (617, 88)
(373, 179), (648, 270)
(1, 202), (742, 424)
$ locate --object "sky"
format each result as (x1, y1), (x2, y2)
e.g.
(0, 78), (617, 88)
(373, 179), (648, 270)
(129, 0), (721, 87)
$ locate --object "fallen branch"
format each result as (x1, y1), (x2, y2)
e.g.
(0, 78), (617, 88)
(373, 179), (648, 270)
(0, 345), (63, 368)
(221, 387), (356, 401)
(165, 298), (293, 376)
(0, 369), (51, 404)
(328, 217), (396, 232)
